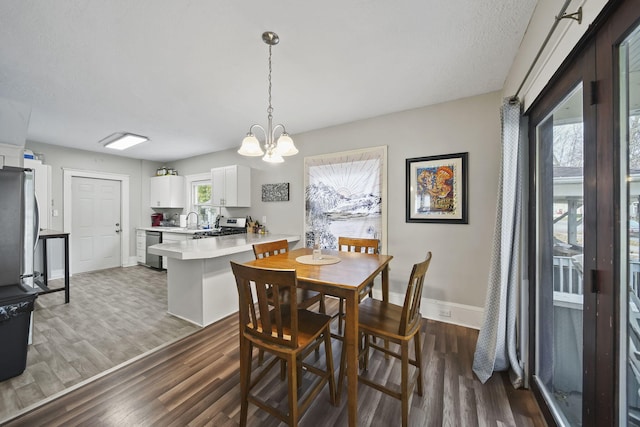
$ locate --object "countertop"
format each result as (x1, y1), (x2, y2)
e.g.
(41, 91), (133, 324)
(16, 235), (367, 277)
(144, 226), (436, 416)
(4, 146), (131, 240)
(137, 226), (208, 234)
(148, 233), (301, 260)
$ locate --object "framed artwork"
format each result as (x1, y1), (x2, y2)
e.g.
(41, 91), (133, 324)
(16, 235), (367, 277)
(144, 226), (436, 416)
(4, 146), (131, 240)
(304, 146), (387, 251)
(262, 183), (290, 202)
(406, 152), (468, 223)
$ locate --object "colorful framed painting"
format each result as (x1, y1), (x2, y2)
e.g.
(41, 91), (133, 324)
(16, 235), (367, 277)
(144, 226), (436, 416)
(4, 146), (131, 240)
(405, 152), (468, 223)
(304, 146), (387, 251)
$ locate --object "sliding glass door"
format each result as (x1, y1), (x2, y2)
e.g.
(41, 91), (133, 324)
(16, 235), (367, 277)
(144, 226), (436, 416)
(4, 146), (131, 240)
(534, 85), (585, 425)
(620, 22), (640, 427)
(528, 2), (640, 425)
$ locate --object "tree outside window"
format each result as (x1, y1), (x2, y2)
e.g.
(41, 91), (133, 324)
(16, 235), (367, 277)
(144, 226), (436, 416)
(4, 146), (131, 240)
(191, 180), (218, 227)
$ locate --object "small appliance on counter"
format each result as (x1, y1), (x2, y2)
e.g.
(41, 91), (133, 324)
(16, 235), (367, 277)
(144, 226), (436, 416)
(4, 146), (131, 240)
(151, 213), (163, 226)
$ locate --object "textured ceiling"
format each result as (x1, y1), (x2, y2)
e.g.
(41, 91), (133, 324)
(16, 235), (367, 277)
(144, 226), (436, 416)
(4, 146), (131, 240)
(0, 1), (538, 162)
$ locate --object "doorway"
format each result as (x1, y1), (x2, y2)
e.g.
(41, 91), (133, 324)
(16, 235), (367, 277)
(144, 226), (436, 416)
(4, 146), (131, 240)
(71, 176), (121, 273)
(527, 1), (640, 425)
(63, 168), (131, 274)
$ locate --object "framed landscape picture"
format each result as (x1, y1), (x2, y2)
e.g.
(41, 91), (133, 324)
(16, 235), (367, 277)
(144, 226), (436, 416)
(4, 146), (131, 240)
(406, 152), (468, 223)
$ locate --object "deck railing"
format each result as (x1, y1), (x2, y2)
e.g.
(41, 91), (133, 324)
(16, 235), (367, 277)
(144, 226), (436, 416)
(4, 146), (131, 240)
(553, 256), (640, 308)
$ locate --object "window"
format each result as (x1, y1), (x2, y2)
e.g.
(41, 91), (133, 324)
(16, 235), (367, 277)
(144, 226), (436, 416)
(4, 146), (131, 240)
(186, 174), (219, 228)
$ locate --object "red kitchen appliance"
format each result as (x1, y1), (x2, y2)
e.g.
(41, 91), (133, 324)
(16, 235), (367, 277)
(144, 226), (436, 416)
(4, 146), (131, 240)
(151, 213), (163, 226)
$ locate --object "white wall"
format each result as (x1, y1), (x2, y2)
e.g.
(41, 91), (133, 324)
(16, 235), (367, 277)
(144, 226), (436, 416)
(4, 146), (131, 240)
(25, 141), (160, 259)
(173, 91), (502, 324)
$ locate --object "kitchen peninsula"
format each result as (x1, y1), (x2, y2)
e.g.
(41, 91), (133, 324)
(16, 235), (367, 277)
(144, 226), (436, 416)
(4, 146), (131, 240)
(148, 233), (300, 327)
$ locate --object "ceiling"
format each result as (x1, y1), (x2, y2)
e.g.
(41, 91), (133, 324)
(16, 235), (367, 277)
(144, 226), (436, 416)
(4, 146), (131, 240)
(0, 1), (538, 163)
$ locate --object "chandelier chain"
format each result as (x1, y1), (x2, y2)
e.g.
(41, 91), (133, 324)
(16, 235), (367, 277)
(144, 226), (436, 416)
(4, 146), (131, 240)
(267, 44), (273, 117)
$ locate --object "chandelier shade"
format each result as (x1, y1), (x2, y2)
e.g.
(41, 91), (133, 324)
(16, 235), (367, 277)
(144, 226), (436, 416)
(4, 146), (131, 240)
(238, 31), (298, 163)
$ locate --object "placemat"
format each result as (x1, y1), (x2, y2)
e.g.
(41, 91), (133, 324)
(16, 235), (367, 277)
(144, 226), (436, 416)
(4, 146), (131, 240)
(295, 255), (341, 265)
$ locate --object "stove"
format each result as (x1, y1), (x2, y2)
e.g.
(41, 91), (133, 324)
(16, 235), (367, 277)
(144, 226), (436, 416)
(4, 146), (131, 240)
(192, 217), (247, 239)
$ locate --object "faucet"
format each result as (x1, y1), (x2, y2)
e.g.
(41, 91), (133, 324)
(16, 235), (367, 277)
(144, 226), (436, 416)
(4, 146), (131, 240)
(186, 211), (199, 229)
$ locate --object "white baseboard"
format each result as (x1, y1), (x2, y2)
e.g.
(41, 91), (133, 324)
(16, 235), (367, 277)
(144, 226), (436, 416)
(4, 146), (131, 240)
(48, 269), (65, 280)
(374, 289), (484, 330)
(124, 256), (139, 267)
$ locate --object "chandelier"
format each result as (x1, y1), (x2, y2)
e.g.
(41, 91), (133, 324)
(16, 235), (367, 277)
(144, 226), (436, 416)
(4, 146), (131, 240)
(238, 31), (298, 163)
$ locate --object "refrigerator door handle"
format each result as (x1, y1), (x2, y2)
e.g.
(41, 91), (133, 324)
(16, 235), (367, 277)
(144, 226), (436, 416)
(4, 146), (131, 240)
(34, 193), (40, 250)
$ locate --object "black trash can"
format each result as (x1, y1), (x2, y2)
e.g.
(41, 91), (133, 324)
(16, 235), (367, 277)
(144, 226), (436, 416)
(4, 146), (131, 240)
(0, 284), (38, 382)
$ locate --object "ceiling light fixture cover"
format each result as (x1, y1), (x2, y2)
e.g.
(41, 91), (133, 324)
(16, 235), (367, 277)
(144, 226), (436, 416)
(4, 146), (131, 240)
(238, 31), (298, 163)
(101, 133), (149, 150)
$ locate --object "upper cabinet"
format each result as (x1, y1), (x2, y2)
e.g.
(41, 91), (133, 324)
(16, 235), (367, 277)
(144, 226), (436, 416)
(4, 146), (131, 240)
(211, 165), (251, 207)
(149, 175), (185, 208)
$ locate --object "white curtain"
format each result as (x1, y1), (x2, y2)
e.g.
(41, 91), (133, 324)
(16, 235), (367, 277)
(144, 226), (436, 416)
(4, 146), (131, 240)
(472, 98), (526, 387)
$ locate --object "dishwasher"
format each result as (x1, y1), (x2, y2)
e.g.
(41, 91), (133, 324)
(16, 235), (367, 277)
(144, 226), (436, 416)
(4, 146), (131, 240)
(145, 231), (162, 269)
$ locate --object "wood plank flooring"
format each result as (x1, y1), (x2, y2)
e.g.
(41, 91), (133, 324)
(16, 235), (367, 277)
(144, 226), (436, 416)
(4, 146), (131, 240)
(2, 291), (546, 426)
(0, 266), (199, 424)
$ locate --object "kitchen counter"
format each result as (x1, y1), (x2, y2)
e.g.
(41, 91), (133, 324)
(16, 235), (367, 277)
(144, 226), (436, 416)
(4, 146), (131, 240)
(148, 233), (300, 260)
(137, 226), (204, 234)
(147, 233), (301, 327)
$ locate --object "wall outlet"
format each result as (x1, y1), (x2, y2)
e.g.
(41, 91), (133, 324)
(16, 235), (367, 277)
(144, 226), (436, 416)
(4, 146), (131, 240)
(438, 308), (451, 318)
(262, 216), (267, 224)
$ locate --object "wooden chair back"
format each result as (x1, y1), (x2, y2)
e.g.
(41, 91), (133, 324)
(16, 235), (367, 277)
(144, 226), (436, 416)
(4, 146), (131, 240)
(337, 237), (379, 254)
(252, 239), (289, 259)
(230, 262), (299, 349)
(399, 252), (432, 336)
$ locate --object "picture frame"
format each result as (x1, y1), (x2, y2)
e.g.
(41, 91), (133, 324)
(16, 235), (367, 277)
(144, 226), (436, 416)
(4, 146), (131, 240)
(304, 146), (387, 251)
(406, 152), (468, 223)
(261, 183), (290, 202)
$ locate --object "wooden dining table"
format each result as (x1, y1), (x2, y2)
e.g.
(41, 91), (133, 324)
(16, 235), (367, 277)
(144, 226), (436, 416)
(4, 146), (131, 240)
(243, 246), (393, 427)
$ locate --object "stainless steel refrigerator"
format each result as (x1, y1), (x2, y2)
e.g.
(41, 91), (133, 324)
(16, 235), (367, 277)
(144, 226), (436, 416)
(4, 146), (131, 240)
(0, 166), (39, 382)
(0, 166), (38, 285)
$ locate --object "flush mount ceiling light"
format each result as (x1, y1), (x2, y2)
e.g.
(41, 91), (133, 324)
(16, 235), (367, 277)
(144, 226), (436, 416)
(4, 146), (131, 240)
(238, 31), (298, 163)
(100, 132), (149, 150)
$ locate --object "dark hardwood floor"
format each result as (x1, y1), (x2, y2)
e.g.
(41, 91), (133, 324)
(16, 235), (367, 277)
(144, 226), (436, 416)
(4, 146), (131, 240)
(3, 296), (546, 427)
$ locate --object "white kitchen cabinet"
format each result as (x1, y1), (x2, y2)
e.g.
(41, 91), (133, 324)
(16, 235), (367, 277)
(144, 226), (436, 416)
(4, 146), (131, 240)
(24, 158), (52, 230)
(136, 230), (146, 264)
(211, 165), (250, 207)
(149, 175), (185, 208)
(161, 232), (188, 269)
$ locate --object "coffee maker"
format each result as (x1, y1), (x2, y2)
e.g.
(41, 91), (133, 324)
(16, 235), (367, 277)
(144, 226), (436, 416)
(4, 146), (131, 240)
(151, 213), (163, 226)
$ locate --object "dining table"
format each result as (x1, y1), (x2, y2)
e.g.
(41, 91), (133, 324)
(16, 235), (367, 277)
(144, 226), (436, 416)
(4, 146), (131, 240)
(243, 246), (393, 427)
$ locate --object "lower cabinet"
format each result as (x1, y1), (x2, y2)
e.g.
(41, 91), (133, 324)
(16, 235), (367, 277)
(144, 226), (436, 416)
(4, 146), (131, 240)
(136, 230), (146, 264)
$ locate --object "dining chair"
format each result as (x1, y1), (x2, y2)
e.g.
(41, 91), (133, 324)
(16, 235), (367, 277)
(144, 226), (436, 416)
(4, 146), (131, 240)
(253, 240), (326, 310)
(338, 251), (432, 427)
(230, 262), (336, 427)
(253, 240), (326, 366)
(334, 236), (379, 334)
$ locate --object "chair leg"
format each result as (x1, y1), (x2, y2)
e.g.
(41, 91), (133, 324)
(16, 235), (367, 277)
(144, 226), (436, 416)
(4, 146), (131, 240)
(324, 326), (337, 405)
(258, 349), (264, 366)
(401, 340), (409, 427)
(287, 353), (299, 427)
(319, 294), (326, 314)
(239, 338), (252, 427)
(338, 298), (344, 335)
(281, 358), (286, 381)
(414, 331), (423, 396)
(363, 333), (370, 371)
(337, 338), (347, 404)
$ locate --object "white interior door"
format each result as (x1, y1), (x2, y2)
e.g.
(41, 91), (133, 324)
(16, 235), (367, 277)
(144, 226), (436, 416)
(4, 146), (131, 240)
(71, 176), (121, 273)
